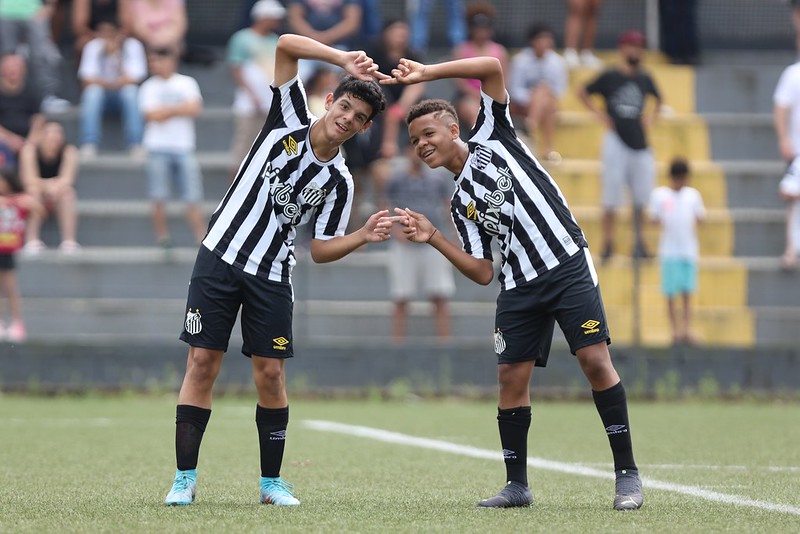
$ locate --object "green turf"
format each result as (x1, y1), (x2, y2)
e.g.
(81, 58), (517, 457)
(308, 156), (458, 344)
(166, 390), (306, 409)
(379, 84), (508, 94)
(1, 395), (798, 533)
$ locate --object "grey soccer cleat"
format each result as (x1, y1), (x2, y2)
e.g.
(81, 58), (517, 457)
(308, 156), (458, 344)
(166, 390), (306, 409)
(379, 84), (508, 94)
(614, 469), (644, 510)
(477, 481), (533, 508)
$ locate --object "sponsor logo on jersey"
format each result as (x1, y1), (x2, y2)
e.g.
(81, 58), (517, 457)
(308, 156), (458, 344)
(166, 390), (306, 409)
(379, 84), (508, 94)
(282, 135), (298, 155)
(185, 308), (202, 335)
(466, 201), (477, 220)
(581, 319), (601, 334)
(494, 329), (506, 354)
(273, 336), (289, 350)
(605, 424), (628, 435)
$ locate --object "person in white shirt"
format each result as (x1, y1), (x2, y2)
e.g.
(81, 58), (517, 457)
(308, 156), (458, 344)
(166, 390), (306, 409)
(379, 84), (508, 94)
(773, 59), (800, 270)
(139, 46), (205, 247)
(78, 20), (147, 158)
(508, 23), (568, 162)
(648, 158), (705, 345)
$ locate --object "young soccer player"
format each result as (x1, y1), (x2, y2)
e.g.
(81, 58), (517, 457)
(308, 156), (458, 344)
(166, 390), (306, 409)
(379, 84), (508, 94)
(382, 56), (643, 510)
(164, 33), (388, 507)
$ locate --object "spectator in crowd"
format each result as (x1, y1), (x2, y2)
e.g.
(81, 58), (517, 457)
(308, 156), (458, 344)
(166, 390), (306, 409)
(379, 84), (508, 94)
(287, 0), (362, 81)
(123, 0), (187, 51)
(0, 167), (42, 343)
(791, 0), (800, 55)
(0, 0), (68, 112)
(0, 54), (45, 168)
(406, 0), (465, 52)
(659, 0), (699, 65)
(384, 148), (454, 340)
(563, 0), (603, 69)
(508, 23), (568, 163)
(452, 2), (508, 131)
(72, 0), (129, 56)
(774, 56), (800, 269)
(77, 20), (147, 159)
(648, 158), (705, 345)
(19, 121), (81, 255)
(305, 66), (340, 117)
(227, 0), (285, 179)
(578, 29), (662, 263)
(139, 46), (206, 247)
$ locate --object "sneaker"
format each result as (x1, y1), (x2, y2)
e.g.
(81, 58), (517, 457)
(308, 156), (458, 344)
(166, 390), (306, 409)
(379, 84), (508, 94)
(601, 242), (614, 264)
(564, 48), (580, 69)
(632, 241), (651, 260)
(580, 50), (603, 68)
(477, 481), (533, 508)
(21, 239), (46, 256)
(80, 144), (98, 160)
(260, 477), (300, 506)
(42, 95), (71, 114)
(59, 240), (82, 255)
(614, 468), (643, 510)
(7, 321), (27, 343)
(165, 469), (197, 506)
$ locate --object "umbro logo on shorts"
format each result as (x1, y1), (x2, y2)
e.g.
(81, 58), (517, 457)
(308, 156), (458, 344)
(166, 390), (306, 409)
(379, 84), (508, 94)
(581, 319), (601, 334)
(272, 337), (289, 351)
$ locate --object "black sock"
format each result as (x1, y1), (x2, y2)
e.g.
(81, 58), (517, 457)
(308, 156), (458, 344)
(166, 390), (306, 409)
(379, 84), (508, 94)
(593, 382), (637, 471)
(256, 404), (289, 478)
(175, 404), (211, 471)
(497, 406), (531, 486)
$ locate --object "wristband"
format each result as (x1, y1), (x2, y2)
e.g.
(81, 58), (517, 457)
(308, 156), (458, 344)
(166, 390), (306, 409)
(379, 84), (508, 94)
(426, 228), (438, 243)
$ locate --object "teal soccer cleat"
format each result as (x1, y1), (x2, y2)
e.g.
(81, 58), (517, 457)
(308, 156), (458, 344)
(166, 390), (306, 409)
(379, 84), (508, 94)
(165, 469), (197, 506)
(260, 477), (300, 506)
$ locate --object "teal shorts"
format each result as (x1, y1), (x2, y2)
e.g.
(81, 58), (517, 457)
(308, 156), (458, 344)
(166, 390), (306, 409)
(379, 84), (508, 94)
(661, 258), (697, 297)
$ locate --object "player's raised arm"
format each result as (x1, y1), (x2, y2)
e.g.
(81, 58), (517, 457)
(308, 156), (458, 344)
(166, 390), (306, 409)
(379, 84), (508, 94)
(273, 33), (387, 87)
(382, 56), (507, 105)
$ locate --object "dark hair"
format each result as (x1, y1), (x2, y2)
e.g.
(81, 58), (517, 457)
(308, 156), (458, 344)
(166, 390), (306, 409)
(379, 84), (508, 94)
(406, 99), (458, 125)
(148, 46), (178, 58)
(466, 1), (496, 24)
(331, 75), (386, 121)
(0, 167), (23, 193)
(527, 23), (553, 42)
(669, 157), (690, 178)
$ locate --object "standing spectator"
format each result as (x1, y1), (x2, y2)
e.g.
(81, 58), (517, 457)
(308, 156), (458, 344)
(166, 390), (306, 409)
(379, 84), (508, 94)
(77, 20), (147, 159)
(578, 29), (662, 262)
(139, 46), (206, 247)
(659, 0), (699, 65)
(0, 54), (44, 168)
(227, 0), (285, 179)
(0, 168), (41, 343)
(123, 0), (187, 50)
(406, 0), (465, 52)
(19, 121), (80, 254)
(509, 23), (568, 163)
(791, 0), (800, 55)
(384, 149), (454, 340)
(452, 2), (508, 131)
(563, 0), (603, 69)
(287, 0), (362, 81)
(774, 57), (800, 269)
(648, 158), (705, 345)
(72, 0), (128, 56)
(0, 0), (67, 112)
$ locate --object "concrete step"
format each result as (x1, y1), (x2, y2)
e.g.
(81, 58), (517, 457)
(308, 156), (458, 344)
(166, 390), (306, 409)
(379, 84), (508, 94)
(695, 65), (789, 114)
(753, 307), (800, 347)
(704, 113), (778, 161)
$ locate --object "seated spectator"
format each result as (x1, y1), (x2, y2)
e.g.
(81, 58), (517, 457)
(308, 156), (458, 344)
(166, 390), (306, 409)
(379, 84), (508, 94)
(72, 0), (129, 56)
(19, 121), (80, 255)
(0, 54), (44, 168)
(227, 0), (285, 177)
(509, 23), (568, 162)
(122, 0), (187, 51)
(563, 0), (603, 69)
(0, 0), (68, 112)
(78, 20), (147, 159)
(452, 2), (508, 130)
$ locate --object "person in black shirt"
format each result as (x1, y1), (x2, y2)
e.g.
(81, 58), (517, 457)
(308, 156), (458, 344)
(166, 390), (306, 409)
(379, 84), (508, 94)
(578, 29), (662, 262)
(0, 54), (44, 169)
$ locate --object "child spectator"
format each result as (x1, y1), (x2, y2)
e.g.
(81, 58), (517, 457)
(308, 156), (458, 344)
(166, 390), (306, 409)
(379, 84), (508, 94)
(77, 20), (147, 159)
(509, 23), (568, 163)
(72, 0), (129, 56)
(774, 56), (800, 269)
(648, 158), (705, 345)
(384, 149), (454, 340)
(139, 46), (206, 247)
(19, 121), (80, 254)
(0, 167), (43, 343)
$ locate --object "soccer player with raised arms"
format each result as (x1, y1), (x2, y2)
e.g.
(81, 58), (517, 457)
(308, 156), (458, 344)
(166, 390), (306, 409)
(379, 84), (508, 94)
(164, 34), (387, 506)
(382, 56), (643, 510)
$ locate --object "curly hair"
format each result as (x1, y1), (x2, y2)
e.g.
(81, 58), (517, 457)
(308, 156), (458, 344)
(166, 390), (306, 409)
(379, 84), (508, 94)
(332, 75), (387, 121)
(405, 99), (459, 126)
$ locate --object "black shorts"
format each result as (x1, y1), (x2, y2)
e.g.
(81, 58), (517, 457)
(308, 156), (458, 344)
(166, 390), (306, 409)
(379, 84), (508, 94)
(494, 248), (610, 366)
(179, 246), (294, 358)
(0, 253), (15, 271)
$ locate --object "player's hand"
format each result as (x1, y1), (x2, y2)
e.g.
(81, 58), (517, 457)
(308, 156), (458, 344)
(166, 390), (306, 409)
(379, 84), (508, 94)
(381, 58), (427, 86)
(343, 50), (386, 82)
(393, 207), (435, 243)
(362, 209), (395, 242)
(780, 138), (796, 163)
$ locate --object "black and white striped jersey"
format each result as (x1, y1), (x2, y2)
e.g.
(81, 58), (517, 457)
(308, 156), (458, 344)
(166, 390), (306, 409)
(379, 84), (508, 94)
(202, 75), (354, 284)
(451, 90), (588, 291)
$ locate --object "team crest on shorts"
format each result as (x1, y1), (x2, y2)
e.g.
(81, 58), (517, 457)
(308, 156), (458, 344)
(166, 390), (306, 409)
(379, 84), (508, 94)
(185, 308), (202, 335)
(494, 328), (506, 354)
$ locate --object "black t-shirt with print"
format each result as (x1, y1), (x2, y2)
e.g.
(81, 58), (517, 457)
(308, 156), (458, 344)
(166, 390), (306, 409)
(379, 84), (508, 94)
(586, 68), (660, 150)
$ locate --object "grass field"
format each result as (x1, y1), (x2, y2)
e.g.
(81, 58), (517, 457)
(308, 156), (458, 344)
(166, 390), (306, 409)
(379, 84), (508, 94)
(1, 395), (799, 533)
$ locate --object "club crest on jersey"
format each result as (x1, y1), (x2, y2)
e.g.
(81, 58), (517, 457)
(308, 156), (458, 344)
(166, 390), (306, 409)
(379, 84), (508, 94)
(301, 183), (327, 207)
(471, 146), (492, 171)
(185, 308), (202, 335)
(282, 135), (298, 155)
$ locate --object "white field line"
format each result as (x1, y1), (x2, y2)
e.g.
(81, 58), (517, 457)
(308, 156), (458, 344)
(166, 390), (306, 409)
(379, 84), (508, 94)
(304, 420), (800, 517)
(578, 462), (800, 473)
